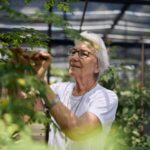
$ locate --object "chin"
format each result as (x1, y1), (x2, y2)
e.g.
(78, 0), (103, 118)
(69, 70), (74, 76)
(69, 70), (77, 78)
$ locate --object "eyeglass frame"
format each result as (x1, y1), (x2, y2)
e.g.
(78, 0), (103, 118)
(68, 47), (97, 59)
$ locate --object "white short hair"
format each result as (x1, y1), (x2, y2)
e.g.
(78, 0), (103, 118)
(76, 31), (109, 76)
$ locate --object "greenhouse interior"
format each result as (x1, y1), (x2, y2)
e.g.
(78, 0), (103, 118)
(0, 0), (150, 150)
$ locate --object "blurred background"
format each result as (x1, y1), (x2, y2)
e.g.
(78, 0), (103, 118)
(0, 0), (150, 86)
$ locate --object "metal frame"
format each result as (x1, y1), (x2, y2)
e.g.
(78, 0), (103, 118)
(81, 0), (150, 5)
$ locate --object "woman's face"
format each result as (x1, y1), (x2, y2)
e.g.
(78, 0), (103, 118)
(68, 42), (99, 80)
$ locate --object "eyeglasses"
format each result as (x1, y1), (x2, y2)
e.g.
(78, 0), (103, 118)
(68, 48), (96, 58)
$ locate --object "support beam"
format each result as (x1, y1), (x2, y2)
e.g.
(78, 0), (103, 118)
(45, 6), (52, 144)
(51, 39), (150, 48)
(81, 0), (150, 5)
(103, 3), (130, 38)
(79, 0), (89, 32)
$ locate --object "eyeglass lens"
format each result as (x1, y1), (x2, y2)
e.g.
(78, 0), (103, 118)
(69, 48), (90, 58)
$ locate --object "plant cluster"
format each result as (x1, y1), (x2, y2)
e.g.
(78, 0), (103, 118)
(99, 67), (150, 150)
(0, 0), (79, 149)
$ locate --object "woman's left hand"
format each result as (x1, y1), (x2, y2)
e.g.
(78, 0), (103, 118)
(30, 51), (52, 80)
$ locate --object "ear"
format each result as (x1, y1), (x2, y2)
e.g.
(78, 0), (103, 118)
(94, 63), (100, 74)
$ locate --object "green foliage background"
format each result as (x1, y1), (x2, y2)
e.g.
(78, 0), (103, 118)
(0, 0), (79, 149)
(99, 67), (150, 150)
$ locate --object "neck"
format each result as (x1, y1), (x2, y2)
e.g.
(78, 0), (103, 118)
(73, 78), (97, 96)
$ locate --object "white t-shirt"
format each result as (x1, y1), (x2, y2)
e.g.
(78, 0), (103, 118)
(48, 82), (118, 150)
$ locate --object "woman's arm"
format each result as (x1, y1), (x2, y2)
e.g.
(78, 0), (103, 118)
(45, 86), (102, 141)
(23, 50), (102, 140)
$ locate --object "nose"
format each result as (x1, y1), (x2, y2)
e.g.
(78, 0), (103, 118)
(69, 52), (80, 62)
(70, 51), (80, 59)
(73, 51), (79, 57)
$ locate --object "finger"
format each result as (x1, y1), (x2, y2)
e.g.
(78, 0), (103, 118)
(31, 51), (51, 61)
(10, 47), (24, 54)
(23, 51), (37, 60)
(37, 51), (51, 60)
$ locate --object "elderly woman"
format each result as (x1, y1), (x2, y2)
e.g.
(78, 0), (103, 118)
(35, 31), (118, 150)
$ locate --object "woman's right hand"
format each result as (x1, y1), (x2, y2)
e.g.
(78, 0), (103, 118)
(10, 48), (52, 80)
(10, 48), (51, 79)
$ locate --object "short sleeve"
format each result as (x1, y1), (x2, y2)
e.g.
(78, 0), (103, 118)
(50, 82), (62, 93)
(50, 82), (73, 102)
(88, 90), (118, 127)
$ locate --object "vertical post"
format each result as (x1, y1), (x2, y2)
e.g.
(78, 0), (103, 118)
(47, 8), (52, 85)
(141, 42), (144, 88)
(45, 7), (53, 143)
(140, 40), (145, 136)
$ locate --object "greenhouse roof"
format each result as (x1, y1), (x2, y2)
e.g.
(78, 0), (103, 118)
(0, 0), (150, 45)
(0, 0), (150, 65)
